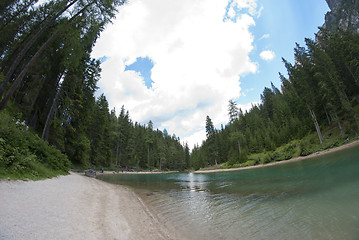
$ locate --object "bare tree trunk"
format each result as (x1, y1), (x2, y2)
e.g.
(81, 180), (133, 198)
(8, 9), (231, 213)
(0, 0), (79, 100)
(345, 63), (359, 103)
(346, 63), (359, 86)
(307, 104), (323, 145)
(41, 72), (64, 140)
(325, 109), (331, 126)
(333, 111), (344, 136)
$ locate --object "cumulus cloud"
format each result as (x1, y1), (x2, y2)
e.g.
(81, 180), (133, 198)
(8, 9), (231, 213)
(92, 0), (260, 148)
(260, 50), (275, 61)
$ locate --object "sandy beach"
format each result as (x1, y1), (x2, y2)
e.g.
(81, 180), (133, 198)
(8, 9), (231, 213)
(195, 140), (359, 174)
(0, 173), (178, 240)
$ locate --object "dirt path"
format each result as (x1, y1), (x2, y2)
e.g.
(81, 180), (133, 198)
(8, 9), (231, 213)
(0, 173), (177, 240)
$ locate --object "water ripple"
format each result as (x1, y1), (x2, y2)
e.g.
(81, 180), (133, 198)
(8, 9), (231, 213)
(100, 147), (359, 240)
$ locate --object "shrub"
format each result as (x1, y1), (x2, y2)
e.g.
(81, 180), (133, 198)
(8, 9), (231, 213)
(0, 112), (70, 180)
(242, 160), (256, 167)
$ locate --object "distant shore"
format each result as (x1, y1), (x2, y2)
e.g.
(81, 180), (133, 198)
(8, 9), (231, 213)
(195, 140), (359, 174)
(96, 140), (359, 175)
(0, 172), (179, 240)
(97, 170), (179, 175)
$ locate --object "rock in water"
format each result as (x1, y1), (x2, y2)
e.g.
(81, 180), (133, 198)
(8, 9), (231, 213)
(85, 169), (96, 178)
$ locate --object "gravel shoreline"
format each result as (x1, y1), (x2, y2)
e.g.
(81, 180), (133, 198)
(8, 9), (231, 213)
(0, 173), (177, 240)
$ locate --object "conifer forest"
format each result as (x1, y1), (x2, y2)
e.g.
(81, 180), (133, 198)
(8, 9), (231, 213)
(1, 1), (359, 178)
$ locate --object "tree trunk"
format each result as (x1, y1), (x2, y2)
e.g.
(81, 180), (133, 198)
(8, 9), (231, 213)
(0, 0), (97, 111)
(136, 155), (139, 170)
(160, 156), (162, 171)
(325, 109), (331, 126)
(333, 111), (344, 136)
(0, 0), (79, 100)
(346, 63), (359, 86)
(237, 139), (241, 156)
(0, 0), (36, 32)
(25, 78), (45, 128)
(41, 73), (64, 140)
(147, 144), (150, 168)
(307, 104), (323, 145)
(119, 149), (122, 167)
(115, 140), (119, 166)
(0, 31), (59, 111)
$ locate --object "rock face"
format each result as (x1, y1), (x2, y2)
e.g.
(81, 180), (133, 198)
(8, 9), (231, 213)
(323, 0), (359, 32)
(326, 0), (342, 10)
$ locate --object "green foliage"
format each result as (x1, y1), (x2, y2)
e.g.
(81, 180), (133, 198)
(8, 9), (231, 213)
(2, 1), (359, 176)
(227, 148), (239, 165)
(0, 0), (188, 176)
(205, 116), (215, 137)
(0, 112), (70, 180)
(299, 140), (313, 156)
(242, 160), (256, 167)
(191, 30), (359, 170)
(269, 141), (299, 161)
(72, 134), (91, 168)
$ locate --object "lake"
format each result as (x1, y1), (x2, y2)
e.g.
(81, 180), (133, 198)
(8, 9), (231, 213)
(99, 146), (359, 240)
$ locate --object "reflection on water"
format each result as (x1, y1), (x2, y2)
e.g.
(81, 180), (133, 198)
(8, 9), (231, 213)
(100, 146), (359, 240)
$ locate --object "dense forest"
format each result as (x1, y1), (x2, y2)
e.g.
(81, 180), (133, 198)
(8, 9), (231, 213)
(1, 1), (359, 178)
(190, 29), (359, 169)
(0, 0), (188, 179)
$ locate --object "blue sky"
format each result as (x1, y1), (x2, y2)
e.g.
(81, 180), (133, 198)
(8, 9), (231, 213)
(121, 0), (329, 104)
(240, 0), (329, 105)
(92, 0), (330, 148)
(125, 57), (154, 88)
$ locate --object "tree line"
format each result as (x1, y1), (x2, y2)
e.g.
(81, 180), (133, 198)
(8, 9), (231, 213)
(2, 1), (358, 173)
(190, 29), (359, 170)
(0, 0), (188, 171)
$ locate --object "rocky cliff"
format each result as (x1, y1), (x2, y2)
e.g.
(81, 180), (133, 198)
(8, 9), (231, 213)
(323, 0), (359, 32)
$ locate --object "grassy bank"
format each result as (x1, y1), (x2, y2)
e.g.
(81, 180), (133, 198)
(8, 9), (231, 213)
(0, 112), (70, 180)
(218, 125), (359, 170)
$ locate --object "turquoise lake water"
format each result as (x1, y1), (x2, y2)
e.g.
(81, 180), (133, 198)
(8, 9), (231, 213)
(100, 146), (359, 240)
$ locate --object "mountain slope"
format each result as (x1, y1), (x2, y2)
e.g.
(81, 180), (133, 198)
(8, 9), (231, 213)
(324, 0), (359, 32)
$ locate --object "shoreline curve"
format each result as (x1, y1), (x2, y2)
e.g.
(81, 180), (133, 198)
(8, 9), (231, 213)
(0, 172), (179, 240)
(194, 140), (359, 174)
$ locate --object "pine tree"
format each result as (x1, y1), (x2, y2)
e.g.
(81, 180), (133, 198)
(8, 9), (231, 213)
(228, 99), (239, 123)
(145, 120), (154, 168)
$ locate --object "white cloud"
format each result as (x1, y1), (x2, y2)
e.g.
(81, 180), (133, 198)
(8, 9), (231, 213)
(238, 100), (261, 114)
(92, 0), (260, 148)
(229, 0), (262, 18)
(260, 50), (275, 61)
(259, 33), (270, 40)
